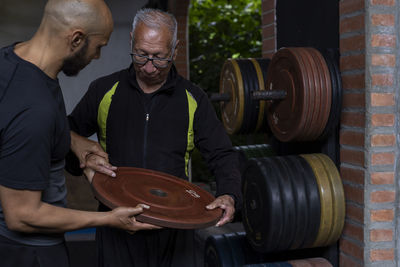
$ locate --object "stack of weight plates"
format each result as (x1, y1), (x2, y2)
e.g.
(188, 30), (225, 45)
(219, 58), (270, 134)
(244, 257), (332, 267)
(242, 153), (344, 253)
(204, 232), (267, 267)
(300, 154), (345, 248)
(204, 231), (333, 267)
(264, 47), (332, 142)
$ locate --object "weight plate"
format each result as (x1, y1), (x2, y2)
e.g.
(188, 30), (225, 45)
(314, 154), (345, 246)
(300, 154), (334, 247)
(238, 59), (262, 133)
(270, 157), (297, 251)
(242, 158), (283, 253)
(219, 59), (245, 134)
(92, 167), (222, 229)
(280, 156), (308, 250)
(250, 58), (267, 132)
(293, 47), (318, 140)
(265, 47), (310, 142)
(306, 48), (332, 139)
(205, 234), (234, 267)
(318, 49), (342, 140)
(305, 257), (333, 267)
(287, 155), (320, 248)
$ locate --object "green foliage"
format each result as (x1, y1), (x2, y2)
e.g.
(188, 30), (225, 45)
(188, 0), (262, 183)
(189, 0), (262, 93)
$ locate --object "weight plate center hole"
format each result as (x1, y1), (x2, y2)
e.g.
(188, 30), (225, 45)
(150, 188), (168, 197)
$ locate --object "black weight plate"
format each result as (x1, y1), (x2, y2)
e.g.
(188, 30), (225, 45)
(242, 158), (283, 253)
(255, 58), (271, 83)
(237, 59), (261, 133)
(294, 156), (321, 248)
(235, 59), (252, 134)
(318, 49), (342, 140)
(223, 232), (247, 266)
(288, 156), (321, 248)
(269, 157), (296, 252)
(255, 58), (272, 133)
(222, 232), (267, 266)
(205, 234), (232, 267)
(280, 156), (308, 250)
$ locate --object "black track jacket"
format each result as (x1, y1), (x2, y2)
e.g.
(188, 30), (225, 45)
(67, 65), (242, 206)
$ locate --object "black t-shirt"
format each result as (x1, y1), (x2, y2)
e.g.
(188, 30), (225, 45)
(0, 44), (70, 245)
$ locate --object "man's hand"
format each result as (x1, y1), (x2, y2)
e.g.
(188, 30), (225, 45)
(70, 131), (117, 178)
(83, 153), (117, 183)
(206, 194), (235, 227)
(107, 204), (162, 233)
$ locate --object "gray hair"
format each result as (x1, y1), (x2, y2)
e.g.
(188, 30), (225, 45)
(131, 8), (177, 49)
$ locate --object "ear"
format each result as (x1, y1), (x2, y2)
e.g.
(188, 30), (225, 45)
(172, 40), (179, 61)
(129, 31), (133, 50)
(70, 30), (85, 51)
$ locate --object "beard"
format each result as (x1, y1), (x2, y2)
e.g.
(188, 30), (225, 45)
(62, 39), (90, 77)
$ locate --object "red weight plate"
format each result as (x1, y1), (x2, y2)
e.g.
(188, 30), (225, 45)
(293, 48), (317, 141)
(306, 48), (332, 140)
(265, 48), (309, 142)
(92, 167), (222, 229)
(304, 48), (323, 140)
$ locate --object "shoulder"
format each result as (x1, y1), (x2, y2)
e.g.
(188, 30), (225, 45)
(90, 69), (126, 90)
(176, 75), (208, 103)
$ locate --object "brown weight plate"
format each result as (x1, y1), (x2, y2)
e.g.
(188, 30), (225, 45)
(219, 59), (245, 134)
(265, 48), (309, 142)
(92, 167), (222, 229)
(306, 48), (332, 139)
(294, 48), (318, 140)
(301, 48), (322, 140)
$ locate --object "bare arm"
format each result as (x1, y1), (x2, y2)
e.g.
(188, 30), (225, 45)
(0, 184), (160, 233)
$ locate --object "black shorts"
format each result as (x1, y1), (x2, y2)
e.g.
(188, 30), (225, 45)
(0, 234), (70, 267)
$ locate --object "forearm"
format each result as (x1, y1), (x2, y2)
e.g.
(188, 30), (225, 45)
(7, 202), (111, 233)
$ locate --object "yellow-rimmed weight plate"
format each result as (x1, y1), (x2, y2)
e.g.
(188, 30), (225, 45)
(300, 154), (333, 247)
(250, 58), (266, 132)
(219, 59), (245, 134)
(314, 153), (345, 246)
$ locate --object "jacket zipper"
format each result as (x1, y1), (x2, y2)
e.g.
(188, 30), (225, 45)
(143, 112), (150, 168)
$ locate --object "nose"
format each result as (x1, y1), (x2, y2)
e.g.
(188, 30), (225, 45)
(142, 59), (157, 73)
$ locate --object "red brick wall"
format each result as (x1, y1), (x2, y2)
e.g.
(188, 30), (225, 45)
(339, 0), (366, 265)
(365, 0), (397, 264)
(262, 0), (276, 58)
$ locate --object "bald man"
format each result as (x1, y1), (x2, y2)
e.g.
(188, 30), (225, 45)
(0, 1), (158, 266)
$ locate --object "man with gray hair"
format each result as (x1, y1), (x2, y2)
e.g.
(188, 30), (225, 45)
(68, 8), (242, 266)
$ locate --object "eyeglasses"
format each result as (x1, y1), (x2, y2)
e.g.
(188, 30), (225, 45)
(130, 52), (173, 69)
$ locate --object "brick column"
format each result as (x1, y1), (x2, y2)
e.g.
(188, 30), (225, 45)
(339, 0), (366, 266)
(168, 0), (190, 79)
(339, 0), (399, 266)
(365, 0), (398, 265)
(262, 0), (276, 58)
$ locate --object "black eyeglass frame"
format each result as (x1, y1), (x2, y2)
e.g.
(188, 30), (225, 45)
(130, 50), (174, 69)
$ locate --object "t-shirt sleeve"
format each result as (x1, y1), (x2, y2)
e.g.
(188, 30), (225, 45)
(0, 107), (54, 190)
